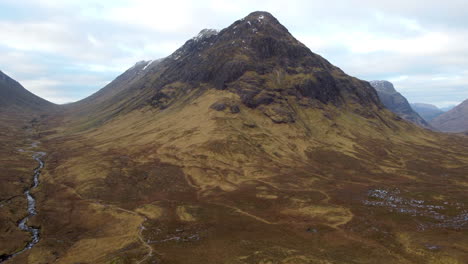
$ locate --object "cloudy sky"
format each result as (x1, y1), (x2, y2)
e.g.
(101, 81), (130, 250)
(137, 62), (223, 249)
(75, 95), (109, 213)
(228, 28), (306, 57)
(1, 0), (467, 107)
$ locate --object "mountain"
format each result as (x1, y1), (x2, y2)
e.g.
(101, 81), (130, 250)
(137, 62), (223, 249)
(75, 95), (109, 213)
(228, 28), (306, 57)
(411, 103), (445, 122)
(66, 11), (383, 129)
(62, 59), (164, 129)
(0, 70), (54, 113)
(431, 99), (468, 132)
(369, 80), (431, 129)
(2, 11), (468, 264)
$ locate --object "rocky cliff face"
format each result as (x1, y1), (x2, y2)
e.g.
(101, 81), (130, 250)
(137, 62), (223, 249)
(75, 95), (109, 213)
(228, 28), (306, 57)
(152, 12), (384, 121)
(370, 80), (431, 129)
(431, 99), (468, 133)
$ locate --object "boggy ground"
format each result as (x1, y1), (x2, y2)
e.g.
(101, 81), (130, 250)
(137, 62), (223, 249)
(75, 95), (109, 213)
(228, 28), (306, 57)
(2, 91), (468, 263)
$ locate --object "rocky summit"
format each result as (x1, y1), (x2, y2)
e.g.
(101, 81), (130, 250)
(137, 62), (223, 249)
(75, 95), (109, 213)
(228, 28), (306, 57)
(68, 11), (383, 126)
(157, 12), (383, 120)
(0, 11), (467, 264)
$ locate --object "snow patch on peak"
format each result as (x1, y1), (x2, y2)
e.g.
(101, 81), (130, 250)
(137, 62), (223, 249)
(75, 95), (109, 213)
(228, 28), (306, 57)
(129, 60), (147, 70)
(142, 60), (153, 71)
(129, 58), (163, 73)
(193, 29), (219, 42)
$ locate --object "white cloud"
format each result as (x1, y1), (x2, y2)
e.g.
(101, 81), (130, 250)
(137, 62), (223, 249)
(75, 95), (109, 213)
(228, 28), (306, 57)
(0, 52), (48, 76)
(0, 22), (73, 53)
(81, 64), (128, 73)
(20, 78), (73, 103)
(344, 32), (450, 55)
(102, 0), (199, 32)
(432, 101), (461, 108)
(87, 34), (101, 46)
(388, 75), (409, 83)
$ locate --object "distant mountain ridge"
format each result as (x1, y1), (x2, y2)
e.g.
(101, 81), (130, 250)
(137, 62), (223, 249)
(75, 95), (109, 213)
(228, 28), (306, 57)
(0, 70), (54, 112)
(431, 99), (468, 133)
(411, 103), (445, 122)
(441, 105), (456, 111)
(369, 80), (431, 129)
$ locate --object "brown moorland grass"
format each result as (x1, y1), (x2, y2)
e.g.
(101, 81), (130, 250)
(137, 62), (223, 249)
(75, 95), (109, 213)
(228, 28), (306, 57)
(1, 88), (467, 263)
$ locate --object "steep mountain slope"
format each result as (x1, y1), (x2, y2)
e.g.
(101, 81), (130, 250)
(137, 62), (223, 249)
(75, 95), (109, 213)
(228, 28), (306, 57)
(431, 99), (468, 132)
(411, 103), (445, 122)
(64, 11), (384, 131)
(61, 59), (164, 130)
(3, 12), (467, 264)
(0, 71), (54, 113)
(370, 81), (431, 129)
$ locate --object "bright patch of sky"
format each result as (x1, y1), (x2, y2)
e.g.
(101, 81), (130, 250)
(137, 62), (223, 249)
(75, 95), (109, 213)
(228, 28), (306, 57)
(0, 0), (467, 107)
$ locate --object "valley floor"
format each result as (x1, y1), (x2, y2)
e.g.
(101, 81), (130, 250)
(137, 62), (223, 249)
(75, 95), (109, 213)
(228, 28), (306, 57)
(1, 106), (468, 264)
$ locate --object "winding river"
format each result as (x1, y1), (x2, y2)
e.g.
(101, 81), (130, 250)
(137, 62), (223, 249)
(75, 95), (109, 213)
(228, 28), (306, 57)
(0, 147), (45, 263)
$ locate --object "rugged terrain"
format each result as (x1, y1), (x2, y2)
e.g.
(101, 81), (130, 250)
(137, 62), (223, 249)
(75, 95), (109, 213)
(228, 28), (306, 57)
(370, 81), (431, 129)
(431, 99), (468, 133)
(1, 11), (467, 264)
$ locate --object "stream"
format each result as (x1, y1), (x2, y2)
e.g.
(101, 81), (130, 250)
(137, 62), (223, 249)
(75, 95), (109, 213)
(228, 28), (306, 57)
(0, 147), (45, 263)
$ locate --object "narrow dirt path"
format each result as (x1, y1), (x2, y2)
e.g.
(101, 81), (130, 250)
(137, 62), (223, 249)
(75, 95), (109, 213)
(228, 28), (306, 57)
(136, 221), (154, 264)
(209, 202), (278, 225)
(252, 179), (332, 203)
(86, 200), (156, 264)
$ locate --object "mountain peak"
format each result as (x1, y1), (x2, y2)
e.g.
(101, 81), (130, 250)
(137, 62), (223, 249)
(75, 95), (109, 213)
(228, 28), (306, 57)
(369, 80), (397, 94)
(170, 11), (295, 63)
(227, 11), (292, 40)
(244, 11), (275, 19)
(238, 11), (285, 30)
(240, 11), (280, 26)
(192, 29), (219, 42)
(80, 12), (382, 124)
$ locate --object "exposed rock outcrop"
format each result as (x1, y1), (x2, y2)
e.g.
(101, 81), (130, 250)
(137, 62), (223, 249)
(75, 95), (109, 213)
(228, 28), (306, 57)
(370, 80), (431, 129)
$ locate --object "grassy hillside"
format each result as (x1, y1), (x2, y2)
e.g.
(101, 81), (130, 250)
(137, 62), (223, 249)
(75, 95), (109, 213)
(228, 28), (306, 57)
(16, 86), (465, 263)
